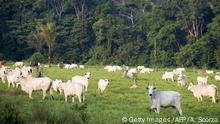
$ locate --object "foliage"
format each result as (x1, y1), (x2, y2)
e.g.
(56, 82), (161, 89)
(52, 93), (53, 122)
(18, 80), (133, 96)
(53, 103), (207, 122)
(0, 99), (25, 124)
(0, 0), (220, 67)
(28, 52), (46, 64)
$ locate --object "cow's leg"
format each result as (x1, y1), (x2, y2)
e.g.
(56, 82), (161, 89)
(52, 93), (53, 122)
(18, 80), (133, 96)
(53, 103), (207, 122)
(156, 104), (160, 114)
(65, 94), (68, 102)
(199, 96), (203, 101)
(12, 81), (16, 87)
(16, 83), (19, 88)
(175, 104), (182, 115)
(58, 89), (62, 94)
(78, 95), (82, 103)
(212, 96), (216, 103)
(2, 77), (5, 83)
(72, 97), (75, 103)
(42, 90), (47, 99)
(29, 90), (33, 99)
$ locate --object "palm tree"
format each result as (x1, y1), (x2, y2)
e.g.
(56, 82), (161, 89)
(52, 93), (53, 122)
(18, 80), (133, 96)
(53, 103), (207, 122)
(36, 22), (56, 67)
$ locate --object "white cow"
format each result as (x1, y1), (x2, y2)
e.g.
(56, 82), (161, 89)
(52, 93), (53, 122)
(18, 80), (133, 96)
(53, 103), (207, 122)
(162, 72), (174, 82)
(0, 67), (11, 83)
(114, 65), (122, 71)
(197, 76), (208, 85)
(59, 82), (85, 103)
(128, 68), (137, 73)
(140, 68), (154, 73)
(14, 62), (24, 68)
(79, 65), (84, 69)
(177, 74), (188, 87)
(137, 66), (145, 71)
(17, 76), (53, 99)
(215, 75), (220, 81)
(107, 66), (117, 72)
(188, 83), (218, 103)
(64, 64), (70, 69)
(71, 72), (91, 91)
(21, 66), (32, 77)
(52, 79), (63, 94)
(176, 68), (185, 72)
(206, 70), (214, 74)
(6, 68), (21, 87)
(98, 79), (109, 93)
(146, 85), (182, 115)
(70, 64), (78, 69)
(173, 69), (183, 76)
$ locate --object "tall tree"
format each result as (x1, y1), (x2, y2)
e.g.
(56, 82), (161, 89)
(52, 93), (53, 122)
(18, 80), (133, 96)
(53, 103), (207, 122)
(36, 22), (56, 67)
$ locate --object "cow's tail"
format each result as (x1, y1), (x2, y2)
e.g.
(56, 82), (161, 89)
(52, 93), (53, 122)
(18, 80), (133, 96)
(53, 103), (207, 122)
(48, 80), (54, 100)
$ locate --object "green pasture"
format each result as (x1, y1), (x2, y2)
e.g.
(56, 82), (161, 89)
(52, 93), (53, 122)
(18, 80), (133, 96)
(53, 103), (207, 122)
(0, 65), (219, 124)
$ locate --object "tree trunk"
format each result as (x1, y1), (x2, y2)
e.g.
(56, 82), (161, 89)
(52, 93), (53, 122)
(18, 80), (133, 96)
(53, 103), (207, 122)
(48, 44), (51, 67)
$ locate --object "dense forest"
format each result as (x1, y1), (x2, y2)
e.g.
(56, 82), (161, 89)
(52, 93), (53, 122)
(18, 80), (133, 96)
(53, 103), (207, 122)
(0, 0), (220, 68)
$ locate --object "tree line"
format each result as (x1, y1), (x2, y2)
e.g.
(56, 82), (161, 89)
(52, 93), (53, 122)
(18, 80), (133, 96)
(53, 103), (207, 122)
(0, 0), (220, 68)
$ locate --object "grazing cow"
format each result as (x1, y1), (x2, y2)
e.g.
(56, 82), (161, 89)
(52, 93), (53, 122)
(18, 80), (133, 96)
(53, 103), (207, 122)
(146, 84), (182, 115)
(196, 69), (206, 74)
(128, 68), (137, 73)
(104, 65), (122, 72)
(139, 68), (154, 74)
(98, 79), (109, 93)
(14, 62), (24, 68)
(115, 65), (122, 71)
(206, 70), (214, 74)
(64, 64), (70, 69)
(108, 66), (117, 72)
(173, 69), (183, 76)
(177, 74), (188, 87)
(176, 68), (185, 72)
(52, 79), (63, 94)
(71, 72), (91, 91)
(16, 76), (53, 99)
(70, 64), (78, 69)
(162, 72), (174, 82)
(137, 66), (145, 71)
(197, 76), (208, 85)
(79, 65), (84, 69)
(215, 75), (220, 81)
(188, 83), (218, 103)
(59, 82), (85, 103)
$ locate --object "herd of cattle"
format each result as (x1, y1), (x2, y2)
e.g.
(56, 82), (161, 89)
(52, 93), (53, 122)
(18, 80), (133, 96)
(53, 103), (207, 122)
(0, 61), (219, 115)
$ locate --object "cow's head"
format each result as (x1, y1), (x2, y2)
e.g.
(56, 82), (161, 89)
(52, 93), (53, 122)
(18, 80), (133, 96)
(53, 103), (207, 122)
(85, 72), (91, 79)
(187, 83), (194, 91)
(146, 83), (156, 97)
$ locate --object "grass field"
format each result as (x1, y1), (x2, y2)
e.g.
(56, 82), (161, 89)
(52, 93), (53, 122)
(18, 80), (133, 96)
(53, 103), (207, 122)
(0, 65), (220, 124)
